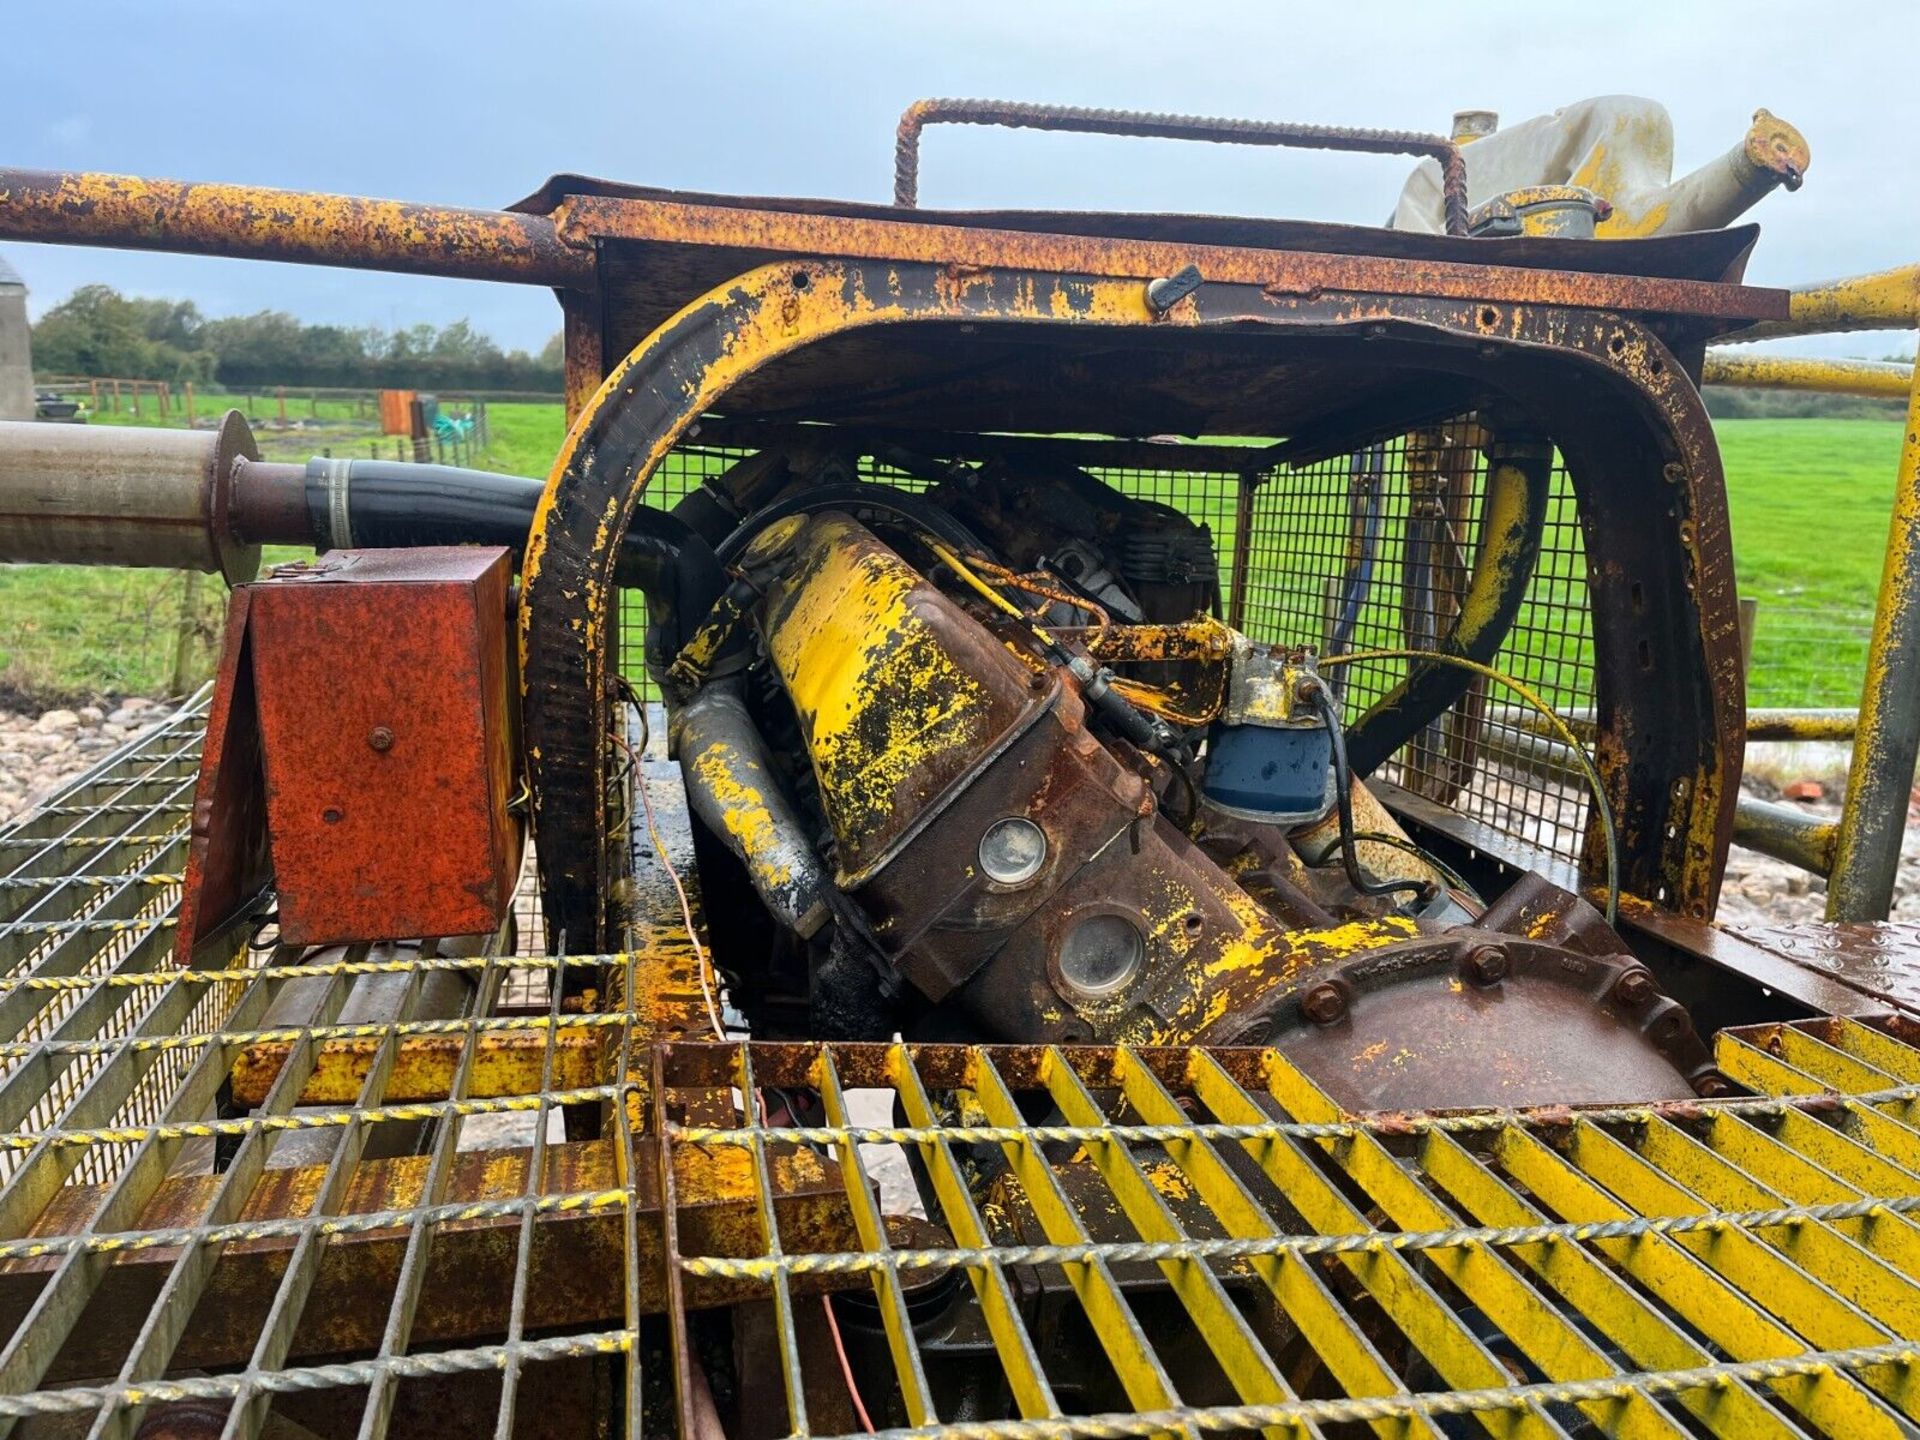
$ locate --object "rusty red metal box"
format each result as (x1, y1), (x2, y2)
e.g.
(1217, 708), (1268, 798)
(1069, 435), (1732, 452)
(245, 547), (519, 946)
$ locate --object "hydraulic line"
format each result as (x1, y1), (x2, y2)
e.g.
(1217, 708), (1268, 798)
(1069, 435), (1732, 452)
(713, 482), (986, 567)
(302, 457), (726, 650)
(1306, 688), (1434, 909)
(1321, 647), (1621, 924)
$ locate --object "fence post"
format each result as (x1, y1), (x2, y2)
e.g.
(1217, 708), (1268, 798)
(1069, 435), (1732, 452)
(309, 388), (318, 418)
(1737, 598), (1758, 681)
(183, 381), (196, 426)
(88, 378), (98, 411)
(170, 570), (203, 696)
(276, 387), (287, 424)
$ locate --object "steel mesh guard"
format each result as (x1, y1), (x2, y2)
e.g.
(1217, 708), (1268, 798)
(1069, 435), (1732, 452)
(618, 428), (1596, 876)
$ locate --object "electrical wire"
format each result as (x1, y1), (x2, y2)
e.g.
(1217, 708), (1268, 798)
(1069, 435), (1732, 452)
(1319, 648), (1620, 925)
(1308, 689), (1434, 910)
(1304, 830), (1484, 909)
(821, 1294), (876, 1433)
(741, 1081), (874, 1430)
(616, 723), (726, 1039)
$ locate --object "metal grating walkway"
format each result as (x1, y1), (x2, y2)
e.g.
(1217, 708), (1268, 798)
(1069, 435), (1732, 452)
(0, 705), (1918, 1436)
(659, 1028), (1920, 1440)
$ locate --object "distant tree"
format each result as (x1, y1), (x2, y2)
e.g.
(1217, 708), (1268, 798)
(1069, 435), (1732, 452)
(30, 285), (213, 382)
(33, 286), (565, 393)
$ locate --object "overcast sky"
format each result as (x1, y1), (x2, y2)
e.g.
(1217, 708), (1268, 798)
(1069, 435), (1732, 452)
(1, 0), (1912, 358)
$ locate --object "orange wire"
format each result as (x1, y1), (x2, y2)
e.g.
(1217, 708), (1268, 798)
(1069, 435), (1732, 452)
(822, 1294), (876, 1433)
(745, 1085), (875, 1432)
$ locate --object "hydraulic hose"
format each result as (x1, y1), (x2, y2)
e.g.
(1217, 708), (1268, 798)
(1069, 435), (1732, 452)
(302, 458), (726, 651)
(713, 481), (986, 567)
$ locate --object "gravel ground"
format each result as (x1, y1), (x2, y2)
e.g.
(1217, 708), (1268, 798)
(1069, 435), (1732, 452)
(0, 697), (170, 824)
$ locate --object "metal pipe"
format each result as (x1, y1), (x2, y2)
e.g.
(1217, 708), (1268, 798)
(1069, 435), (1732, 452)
(1702, 353), (1914, 401)
(1344, 431), (1551, 776)
(892, 99), (1472, 234)
(1730, 262), (1920, 343)
(0, 413), (260, 581)
(672, 682), (834, 938)
(1747, 709), (1859, 743)
(0, 423), (725, 644)
(1828, 359), (1920, 920)
(1733, 795), (1839, 876)
(300, 458), (725, 638)
(1488, 703), (1859, 745)
(0, 168), (593, 289)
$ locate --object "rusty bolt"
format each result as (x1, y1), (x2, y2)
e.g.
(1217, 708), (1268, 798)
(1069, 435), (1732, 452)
(1463, 944), (1510, 986)
(368, 725), (395, 752)
(1693, 1070), (1737, 1098)
(1613, 970), (1657, 1007)
(1301, 982), (1347, 1027)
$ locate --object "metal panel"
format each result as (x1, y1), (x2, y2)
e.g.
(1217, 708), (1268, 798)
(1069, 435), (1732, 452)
(247, 547), (521, 947)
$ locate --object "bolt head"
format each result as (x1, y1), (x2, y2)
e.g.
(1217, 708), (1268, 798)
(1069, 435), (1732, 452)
(368, 725), (395, 752)
(1464, 944), (1510, 986)
(1613, 970), (1656, 1007)
(1301, 982), (1348, 1027)
(1694, 1070), (1737, 1098)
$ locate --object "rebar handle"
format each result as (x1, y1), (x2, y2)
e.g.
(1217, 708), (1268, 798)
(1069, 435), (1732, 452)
(893, 98), (1471, 236)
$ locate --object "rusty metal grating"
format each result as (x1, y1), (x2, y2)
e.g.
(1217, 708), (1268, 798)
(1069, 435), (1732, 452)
(1, 721), (1918, 1433)
(661, 1021), (1920, 1439)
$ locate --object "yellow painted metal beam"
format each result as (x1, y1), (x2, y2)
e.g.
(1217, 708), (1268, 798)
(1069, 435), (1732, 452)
(1831, 357), (1920, 919)
(230, 1026), (602, 1106)
(1703, 352), (1915, 400)
(1735, 263), (1920, 342)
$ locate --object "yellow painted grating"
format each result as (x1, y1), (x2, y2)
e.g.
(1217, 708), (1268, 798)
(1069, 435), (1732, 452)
(659, 1019), (1920, 1440)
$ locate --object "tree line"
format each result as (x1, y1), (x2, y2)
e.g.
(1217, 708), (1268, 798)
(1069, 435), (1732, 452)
(31, 286), (563, 392)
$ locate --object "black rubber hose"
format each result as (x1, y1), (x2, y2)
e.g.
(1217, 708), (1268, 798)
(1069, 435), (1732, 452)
(1310, 688), (1435, 909)
(712, 481), (987, 567)
(304, 458), (726, 650)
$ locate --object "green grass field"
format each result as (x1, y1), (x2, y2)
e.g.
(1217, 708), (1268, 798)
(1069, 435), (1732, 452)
(0, 403), (1902, 708)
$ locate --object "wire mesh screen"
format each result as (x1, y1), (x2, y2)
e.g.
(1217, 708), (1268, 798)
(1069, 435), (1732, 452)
(1241, 421), (1596, 863)
(614, 444), (1244, 697)
(621, 425), (1594, 865)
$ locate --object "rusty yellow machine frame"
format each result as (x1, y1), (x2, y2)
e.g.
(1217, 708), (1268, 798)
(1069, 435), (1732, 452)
(2, 102), (1920, 1439)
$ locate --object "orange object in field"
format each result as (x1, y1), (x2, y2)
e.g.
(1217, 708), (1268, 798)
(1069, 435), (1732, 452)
(377, 388), (416, 434)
